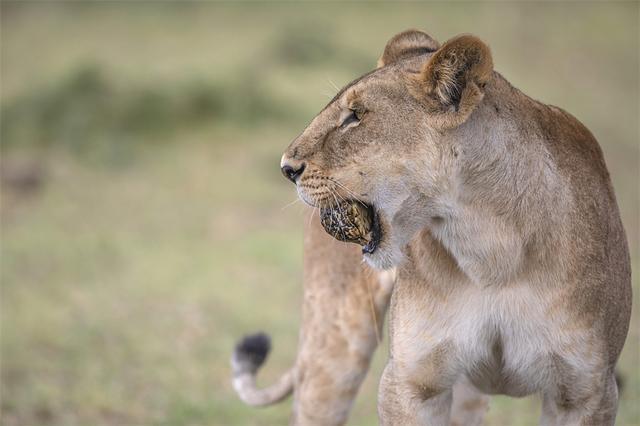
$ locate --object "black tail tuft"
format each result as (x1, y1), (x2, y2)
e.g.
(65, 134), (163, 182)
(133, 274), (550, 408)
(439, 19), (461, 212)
(233, 332), (271, 374)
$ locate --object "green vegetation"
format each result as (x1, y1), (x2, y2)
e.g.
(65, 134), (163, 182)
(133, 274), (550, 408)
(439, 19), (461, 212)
(1, 2), (638, 425)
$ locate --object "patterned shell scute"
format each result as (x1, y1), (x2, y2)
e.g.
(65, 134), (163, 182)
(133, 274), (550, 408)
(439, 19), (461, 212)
(319, 200), (372, 245)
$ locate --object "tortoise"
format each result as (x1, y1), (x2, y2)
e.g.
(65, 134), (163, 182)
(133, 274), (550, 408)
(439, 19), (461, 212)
(319, 200), (374, 246)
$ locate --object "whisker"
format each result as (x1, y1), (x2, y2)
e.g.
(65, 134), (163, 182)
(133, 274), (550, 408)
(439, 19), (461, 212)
(326, 77), (340, 92)
(330, 177), (356, 197)
(327, 204), (341, 249)
(306, 206), (317, 229)
(333, 187), (348, 204)
(281, 197), (301, 211)
(330, 178), (367, 207)
(330, 191), (348, 242)
(332, 189), (359, 229)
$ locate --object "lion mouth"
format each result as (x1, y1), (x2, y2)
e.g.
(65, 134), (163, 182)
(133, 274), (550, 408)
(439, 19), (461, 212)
(319, 200), (382, 254)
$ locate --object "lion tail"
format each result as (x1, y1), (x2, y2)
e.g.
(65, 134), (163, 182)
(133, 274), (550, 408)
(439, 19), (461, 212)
(231, 332), (294, 407)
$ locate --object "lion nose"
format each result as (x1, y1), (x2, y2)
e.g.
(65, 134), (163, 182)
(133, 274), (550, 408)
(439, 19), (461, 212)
(281, 162), (306, 183)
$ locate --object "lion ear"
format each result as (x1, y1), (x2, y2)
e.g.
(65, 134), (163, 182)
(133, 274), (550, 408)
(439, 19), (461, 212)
(416, 34), (493, 129)
(377, 29), (440, 68)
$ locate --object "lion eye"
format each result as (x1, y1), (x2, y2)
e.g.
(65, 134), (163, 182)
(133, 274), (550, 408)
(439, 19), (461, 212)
(341, 109), (362, 128)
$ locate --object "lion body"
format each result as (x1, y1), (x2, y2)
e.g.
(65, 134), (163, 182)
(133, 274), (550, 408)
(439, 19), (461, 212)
(292, 209), (395, 425)
(232, 209), (394, 425)
(281, 31), (631, 425)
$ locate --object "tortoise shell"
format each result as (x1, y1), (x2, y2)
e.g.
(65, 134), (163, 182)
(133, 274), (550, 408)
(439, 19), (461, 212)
(319, 200), (373, 245)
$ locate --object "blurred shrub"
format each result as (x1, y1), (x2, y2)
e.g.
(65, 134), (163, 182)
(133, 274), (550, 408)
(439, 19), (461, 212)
(0, 23), (379, 167)
(0, 64), (289, 164)
(269, 22), (371, 71)
(271, 23), (336, 65)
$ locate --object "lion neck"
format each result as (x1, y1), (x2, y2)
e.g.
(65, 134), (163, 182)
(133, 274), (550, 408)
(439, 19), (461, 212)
(410, 78), (568, 286)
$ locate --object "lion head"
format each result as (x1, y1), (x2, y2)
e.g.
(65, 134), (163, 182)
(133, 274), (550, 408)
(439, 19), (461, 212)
(281, 30), (494, 269)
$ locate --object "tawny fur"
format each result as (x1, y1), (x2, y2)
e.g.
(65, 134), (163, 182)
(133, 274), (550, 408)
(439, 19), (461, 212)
(281, 30), (631, 425)
(377, 29), (440, 69)
(232, 209), (394, 426)
(232, 209), (488, 425)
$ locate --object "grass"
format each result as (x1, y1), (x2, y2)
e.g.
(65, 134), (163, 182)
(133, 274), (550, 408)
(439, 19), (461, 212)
(1, 2), (638, 425)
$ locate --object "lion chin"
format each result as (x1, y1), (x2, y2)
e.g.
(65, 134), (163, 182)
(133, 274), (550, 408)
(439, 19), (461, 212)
(362, 214), (406, 271)
(363, 244), (401, 270)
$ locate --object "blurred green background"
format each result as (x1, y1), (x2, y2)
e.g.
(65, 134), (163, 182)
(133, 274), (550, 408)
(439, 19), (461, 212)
(1, 2), (638, 425)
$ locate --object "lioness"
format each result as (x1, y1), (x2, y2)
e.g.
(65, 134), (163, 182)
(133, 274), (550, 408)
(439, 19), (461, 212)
(280, 30), (631, 425)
